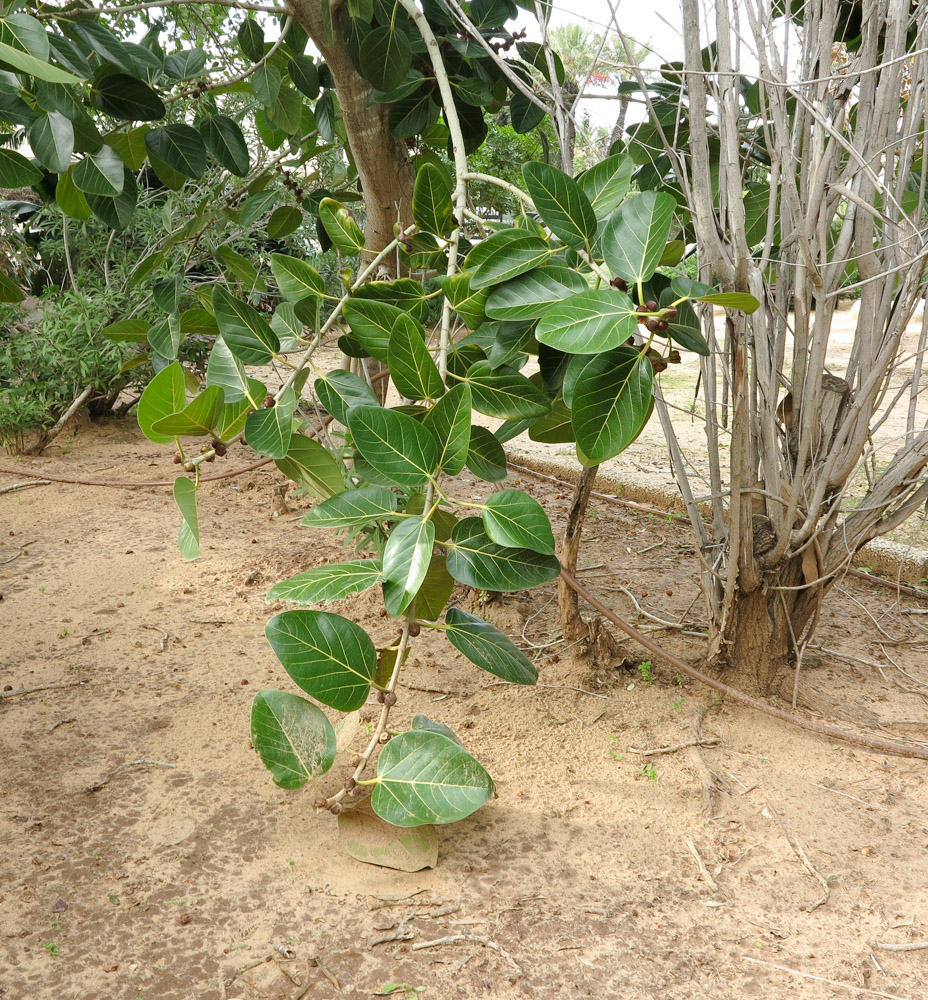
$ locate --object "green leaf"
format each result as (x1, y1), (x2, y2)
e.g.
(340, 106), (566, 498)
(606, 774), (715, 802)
(240, 187), (279, 226)
(410, 713), (461, 744)
(389, 313), (443, 402)
(152, 384), (224, 437)
(86, 168), (137, 230)
(444, 607), (537, 684)
(265, 610), (377, 712)
(576, 154), (634, 220)
(354, 278), (429, 323)
(318, 197), (365, 255)
(302, 486), (398, 529)
(199, 115), (250, 176)
(412, 162), (453, 237)
(659, 240), (685, 266)
(446, 517), (560, 591)
(382, 516), (435, 616)
(245, 386), (296, 459)
(250, 690), (336, 789)
(102, 319), (148, 343)
(72, 145), (124, 196)
(314, 369), (378, 425)
(528, 396), (574, 443)
(238, 17), (265, 62)
(146, 315), (182, 360)
(535, 288), (639, 355)
(0, 40), (81, 84)
(288, 54), (319, 99)
(669, 276), (760, 313)
(271, 252), (324, 302)
(342, 298), (403, 361)
(153, 273), (183, 314)
(422, 382), (471, 476)
(55, 167), (91, 219)
(347, 406), (439, 488)
(466, 425), (507, 482)
(601, 190), (677, 284)
(0, 269), (24, 303)
(212, 285), (279, 364)
(522, 161), (597, 250)
(266, 559), (382, 604)
(314, 90), (335, 142)
(482, 490), (555, 555)
(509, 89), (545, 133)
(95, 73), (165, 121)
(484, 265), (588, 322)
(106, 125), (150, 170)
(173, 476), (200, 560)
(145, 124), (207, 179)
(466, 229), (552, 289)
(268, 85), (303, 134)
(413, 554), (455, 620)
(28, 111), (73, 173)
(461, 360), (550, 419)
(371, 731), (494, 827)
(214, 247), (266, 293)
(274, 434), (345, 498)
(0, 12), (48, 61)
(441, 272), (488, 328)
(658, 290), (708, 355)
(205, 337), (250, 402)
(0, 147), (41, 187)
(571, 345), (653, 463)
(268, 204), (303, 238)
(250, 60), (280, 105)
(137, 362), (186, 443)
(163, 47), (207, 80)
(360, 26), (412, 92)
(215, 379), (266, 440)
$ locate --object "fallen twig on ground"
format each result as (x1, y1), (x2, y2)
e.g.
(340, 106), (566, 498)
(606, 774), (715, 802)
(412, 933), (521, 974)
(686, 839), (720, 892)
(868, 940), (928, 952)
(0, 678), (89, 700)
(0, 480), (49, 495)
(765, 799), (830, 912)
(742, 956), (912, 1000)
(628, 738), (720, 755)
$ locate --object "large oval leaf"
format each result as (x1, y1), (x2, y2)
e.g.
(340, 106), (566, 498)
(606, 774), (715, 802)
(266, 560), (382, 604)
(360, 26), (412, 92)
(95, 73), (165, 121)
(412, 161), (453, 237)
(28, 111), (73, 173)
(270, 252), (324, 302)
(265, 610), (377, 712)
(536, 288), (638, 355)
(250, 690), (336, 789)
(523, 161), (597, 249)
(274, 434), (345, 498)
(342, 298), (404, 361)
(347, 406), (439, 488)
(485, 265), (588, 321)
(72, 145), (123, 196)
(389, 313), (443, 402)
(382, 516), (435, 617)
(145, 123), (207, 179)
(301, 486), (398, 529)
(314, 369), (378, 425)
(199, 114), (250, 175)
(151, 384), (224, 437)
(601, 190), (676, 284)
(137, 362), (186, 443)
(422, 382), (471, 476)
(444, 607), (537, 684)
(571, 345), (654, 463)
(371, 731), (494, 827)
(466, 425), (507, 482)
(244, 386), (296, 459)
(461, 361), (550, 419)
(467, 229), (553, 289)
(446, 517), (560, 591)
(576, 153), (634, 220)
(318, 197), (365, 255)
(482, 489), (555, 555)
(212, 285), (279, 364)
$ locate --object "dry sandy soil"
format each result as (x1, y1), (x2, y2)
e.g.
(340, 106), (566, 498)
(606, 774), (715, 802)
(3, 417), (928, 1000)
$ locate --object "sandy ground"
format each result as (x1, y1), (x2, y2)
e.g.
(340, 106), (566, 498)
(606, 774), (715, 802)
(2, 418), (928, 1000)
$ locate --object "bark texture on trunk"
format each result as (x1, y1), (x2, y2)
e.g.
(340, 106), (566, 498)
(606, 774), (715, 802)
(286, 1), (415, 261)
(557, 464), (598, 642)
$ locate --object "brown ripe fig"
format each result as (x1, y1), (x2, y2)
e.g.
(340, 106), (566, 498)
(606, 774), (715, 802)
(344, 777), (357, 790)
(664, 307), (678, 320)
(610, 276), (629, 292)
(668, 350), (682, 364)
(408, 621), (420, 637)
(376, 689), (386, 703)
(645, 319), (660, 333)
(214, 444), (227, 457)
(383, 691), (397, 707)
(378, 731), (391, 744)
(184, 462), (195, 472)
(657, 320), (669, 333)
(329, 802), (343, 815)
(263, 395), (276, 408)
(645, 300), (658, 312)
(312, 797), (328, 810)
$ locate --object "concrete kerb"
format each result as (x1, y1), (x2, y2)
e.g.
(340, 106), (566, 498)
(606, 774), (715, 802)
(505, 447), (928, 589)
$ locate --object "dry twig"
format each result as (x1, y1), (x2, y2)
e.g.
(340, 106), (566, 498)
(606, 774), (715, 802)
(742, 956), (912, 1000)
(628, 737), (720, 755)
(412, 933), (522, 974)
(765, 800), (830, 911)
(687, 839), (720, 892)
(88, 759), (176, 792)
(0, 678), (89, 700)
(0, 481), (50, 495)
(868, 940), (928, 952)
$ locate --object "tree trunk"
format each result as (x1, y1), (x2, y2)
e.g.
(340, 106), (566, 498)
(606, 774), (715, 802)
(557, 464), (598, 641)
(605, 94), (629, 154)
(286, 1), (415, 262)
(711, 554), (823, 695)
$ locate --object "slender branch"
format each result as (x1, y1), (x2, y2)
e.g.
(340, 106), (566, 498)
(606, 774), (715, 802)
(47, 0), (284, 16)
